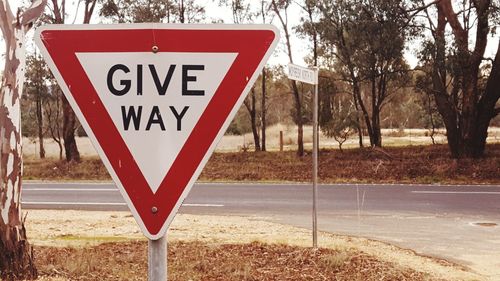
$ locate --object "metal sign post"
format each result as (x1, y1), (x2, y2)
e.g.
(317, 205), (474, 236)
(148, 236), (167, 281)
(312, 67), (319, 249)
(287, 63), (319, 248)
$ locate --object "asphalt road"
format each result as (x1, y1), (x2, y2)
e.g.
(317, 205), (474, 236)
(22, 182), (500, 214)
(23, 182), (500, 278)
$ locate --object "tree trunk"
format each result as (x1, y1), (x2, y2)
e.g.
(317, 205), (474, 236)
(0, 0), (46, 278)
(425, 94), (437, 145)
(59, 0), (98, 162)
(260, 68), (266, 152)
(36, 94), (45, 159)
(0, 65), (37, 279)
(468, 38), (500, 157)
(352, 93), (364, 147)
(62, 96), (80, 162)
(368, 76), (383, 147)
(291, 80), (304, 156)
(55, 95), (63, 160)
(353, 80), (374, 147)
(371, 105), (382, 147)
(244, 89), (261, 152)
(356, 122), (363, 147)
(271, 0), (304, 156)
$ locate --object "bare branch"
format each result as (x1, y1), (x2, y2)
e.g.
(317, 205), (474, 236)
(20, 0), (47, 29)
(438, 0), (468, 46)
(50, 0), (64, 23)
(405, 0), (440, 14)
(83, 0), (97, 23)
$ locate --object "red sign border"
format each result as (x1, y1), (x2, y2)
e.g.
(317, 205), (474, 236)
(35, 24), (279, 240)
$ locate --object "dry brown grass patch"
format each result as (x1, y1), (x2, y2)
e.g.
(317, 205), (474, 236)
(35, 241), (437, 281)
(23, 144), (500, 184)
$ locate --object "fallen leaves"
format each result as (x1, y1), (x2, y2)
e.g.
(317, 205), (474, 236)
(35, 241), (437, 281)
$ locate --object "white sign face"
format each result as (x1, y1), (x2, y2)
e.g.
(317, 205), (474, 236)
(78, 52), (237, 193)
(35, 24), (280, 240)
(287, 63), (318, 85)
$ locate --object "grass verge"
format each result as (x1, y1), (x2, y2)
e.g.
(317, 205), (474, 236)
(24, 144), (500, 184)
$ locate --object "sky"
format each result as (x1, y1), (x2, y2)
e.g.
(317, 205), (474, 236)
(2, 1), (499, 71)
(4, 1), (311, 69)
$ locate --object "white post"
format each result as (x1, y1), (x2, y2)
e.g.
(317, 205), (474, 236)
(148, 235), (167, 281)
(312, 67), (319, 249)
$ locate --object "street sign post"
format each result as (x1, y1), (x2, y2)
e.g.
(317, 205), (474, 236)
(287, 63), (318, 84)
(35, 24), (279, 280)
(287, 63), (319, 249)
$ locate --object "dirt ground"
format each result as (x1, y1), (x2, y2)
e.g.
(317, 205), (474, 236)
(26, 210), (481, 281)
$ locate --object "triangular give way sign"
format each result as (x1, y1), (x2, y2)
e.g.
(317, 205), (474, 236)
(35, 24), (279, 240)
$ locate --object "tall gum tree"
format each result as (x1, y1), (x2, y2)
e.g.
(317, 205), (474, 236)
(44, 0), (81, 162)
(224, 0), (262, 151)
(271, 0), (305, 156)
(317, 0), (413, 147)
(422, 0), (500, 158)
(0, 0), (47, 279)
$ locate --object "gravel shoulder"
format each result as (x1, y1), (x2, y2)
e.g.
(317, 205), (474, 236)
(26, 210), (482, 281)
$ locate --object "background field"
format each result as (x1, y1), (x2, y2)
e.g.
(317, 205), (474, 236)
(22, 125), (500, 157)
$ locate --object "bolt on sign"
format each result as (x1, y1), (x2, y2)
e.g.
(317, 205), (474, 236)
(35, 24), (279, 240)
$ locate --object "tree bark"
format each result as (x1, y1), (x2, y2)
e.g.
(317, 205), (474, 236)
(260, 68), (266, 152)
(0, 0), (47, 279)
(36, 89), (45, 159)
(61, 96), (80, 162)
(473, 38), (500, 156)
(352, 79), (374, 147)
(244, 88), (261, 151)
(291, 80), (304, 156)
(259, 1), (268, 152)
(352, 94), (364, 147)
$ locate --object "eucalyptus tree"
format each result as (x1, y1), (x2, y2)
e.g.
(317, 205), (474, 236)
(0, 0), (47, 278)
(43, 0), (99, 162)
(258, 0), (272, 151)
(316, 0), (413, 147)
(271, 0), (305, 156)
(222, 0), (262, 151)
(417, 0), (500, 158)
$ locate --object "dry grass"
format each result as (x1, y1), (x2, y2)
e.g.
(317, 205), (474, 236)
(23, 144), (500, 184)
(22, 126), (500, 155)
(35, 241), (437, 281)
(23, 157), (109, 181)
(202, 144), (500, 184)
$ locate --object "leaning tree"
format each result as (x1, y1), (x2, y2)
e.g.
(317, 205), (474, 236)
(0, 0), (47, 279)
